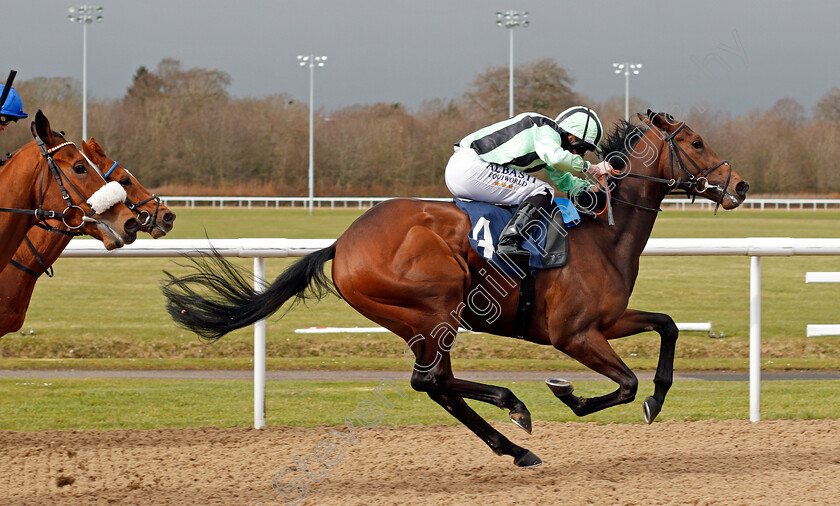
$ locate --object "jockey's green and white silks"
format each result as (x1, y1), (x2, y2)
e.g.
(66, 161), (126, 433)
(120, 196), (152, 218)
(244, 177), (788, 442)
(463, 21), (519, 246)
(452, 112), (593, 198)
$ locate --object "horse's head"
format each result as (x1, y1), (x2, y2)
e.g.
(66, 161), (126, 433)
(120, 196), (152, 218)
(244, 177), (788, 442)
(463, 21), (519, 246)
(639, 110), (749, 210)
(29, 110), (140, 249)
(82, 138), (176, 239)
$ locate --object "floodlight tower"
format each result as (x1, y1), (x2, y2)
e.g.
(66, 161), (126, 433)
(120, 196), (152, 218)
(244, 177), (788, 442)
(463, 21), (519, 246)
(67, 4), (104, 141)
(297, 54), (327, 216)
(612, 62), (642, 121)
(496, 10), (529, 118)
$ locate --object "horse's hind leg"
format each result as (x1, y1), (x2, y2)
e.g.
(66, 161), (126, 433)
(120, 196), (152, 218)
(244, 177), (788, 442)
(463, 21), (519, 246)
(604, 309), (679, 423)
(411, 359), (541, 468)
(446, 377), (533, 433)
(427, 391), (541, 468)
(550, 331), (639, 417)
(334, 225), (538, 467)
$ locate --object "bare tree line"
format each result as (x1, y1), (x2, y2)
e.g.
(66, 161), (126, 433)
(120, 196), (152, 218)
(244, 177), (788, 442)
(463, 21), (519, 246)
(3, 58), (840, 196)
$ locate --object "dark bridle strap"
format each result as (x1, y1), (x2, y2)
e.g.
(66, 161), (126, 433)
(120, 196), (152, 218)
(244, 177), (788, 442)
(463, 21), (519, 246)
(8, 235), (54, 278)
(601, 120), (732, 216)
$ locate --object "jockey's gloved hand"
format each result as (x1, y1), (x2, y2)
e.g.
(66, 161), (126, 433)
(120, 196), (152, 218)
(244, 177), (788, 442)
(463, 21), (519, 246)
(587, 161), (613, 178)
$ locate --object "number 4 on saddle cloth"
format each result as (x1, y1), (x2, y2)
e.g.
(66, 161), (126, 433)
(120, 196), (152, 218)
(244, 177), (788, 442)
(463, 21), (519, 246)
(454, 197), (582, 338)
(454, 197), (581, 277)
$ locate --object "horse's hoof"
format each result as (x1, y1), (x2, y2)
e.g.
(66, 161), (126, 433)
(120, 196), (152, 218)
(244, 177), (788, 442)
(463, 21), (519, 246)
(514, 450), (542, 468)
(643, 396), (661, 424)
(545, 378), (574, 398)
(509, 410), (532, 434)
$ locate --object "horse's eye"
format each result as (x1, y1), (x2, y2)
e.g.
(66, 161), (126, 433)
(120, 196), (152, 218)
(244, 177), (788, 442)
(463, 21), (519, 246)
(73, 164), (87, 174)
(119, 177), (131, 187)
(692, 140), (704, 149)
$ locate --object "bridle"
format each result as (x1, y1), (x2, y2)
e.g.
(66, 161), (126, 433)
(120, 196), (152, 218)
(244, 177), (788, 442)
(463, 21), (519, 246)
(10, 155), (164, 279)
(0, 133), (100, 237)
(86, 157), (163, 231)
(1, 132), (120, 278)
(602, 121), (733, 216)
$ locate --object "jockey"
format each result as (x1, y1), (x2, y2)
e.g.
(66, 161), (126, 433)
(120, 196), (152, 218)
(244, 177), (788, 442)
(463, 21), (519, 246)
(0, 85), (28, 132)
(445, 106), (611, 263)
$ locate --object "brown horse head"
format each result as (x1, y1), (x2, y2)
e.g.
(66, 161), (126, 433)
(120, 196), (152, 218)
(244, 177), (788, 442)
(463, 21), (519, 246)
(638, 110), (749, 210)
(82, 138), (176, 238)
(25, 110), (140, 249)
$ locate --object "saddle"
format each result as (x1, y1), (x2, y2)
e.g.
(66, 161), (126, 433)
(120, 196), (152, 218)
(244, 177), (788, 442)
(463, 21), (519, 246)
(453, 198), (581, 338)
(454, 197), (580, 275)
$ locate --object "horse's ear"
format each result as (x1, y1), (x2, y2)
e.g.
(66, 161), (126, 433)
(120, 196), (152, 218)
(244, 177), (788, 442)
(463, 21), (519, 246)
(638, 109), (656, 127)
(650, 111), (681, 133)
(31, 110), (54, 144)
(640, 110), (681, 134)
(87, 137), (105, 157)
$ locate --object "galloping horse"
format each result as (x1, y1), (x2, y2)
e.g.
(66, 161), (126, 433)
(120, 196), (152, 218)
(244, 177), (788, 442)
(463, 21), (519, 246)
(163, 111), (749, 467)
(0, 138), (176, 335)
(0, 110), (140, 271)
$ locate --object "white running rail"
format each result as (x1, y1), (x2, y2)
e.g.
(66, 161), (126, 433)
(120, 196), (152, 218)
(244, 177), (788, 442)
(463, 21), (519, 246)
(61, 237), (840, 426)
(805, 272), (840, 337)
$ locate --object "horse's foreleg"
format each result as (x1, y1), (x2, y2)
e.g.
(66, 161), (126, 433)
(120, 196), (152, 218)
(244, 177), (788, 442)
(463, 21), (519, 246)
(603, 309), (679, 423)
(551, 332), (639, 417)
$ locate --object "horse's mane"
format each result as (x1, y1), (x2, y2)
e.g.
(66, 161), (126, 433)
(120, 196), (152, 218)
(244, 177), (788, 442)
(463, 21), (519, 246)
(598, 120), (648, 172)
(572, 120), (650, 220)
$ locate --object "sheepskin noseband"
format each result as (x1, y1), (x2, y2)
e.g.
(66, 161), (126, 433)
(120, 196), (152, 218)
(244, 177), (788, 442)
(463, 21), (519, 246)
(87, 181), (127, 214)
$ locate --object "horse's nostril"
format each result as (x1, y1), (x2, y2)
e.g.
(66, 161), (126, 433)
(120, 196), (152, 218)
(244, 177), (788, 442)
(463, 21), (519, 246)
(125, 218), (140, 234)
(736, 180), (750, 197)
(163, 212), (176, 224)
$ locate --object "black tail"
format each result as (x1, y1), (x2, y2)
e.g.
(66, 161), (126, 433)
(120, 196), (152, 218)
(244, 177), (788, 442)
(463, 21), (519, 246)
(161, 245), (337, 341)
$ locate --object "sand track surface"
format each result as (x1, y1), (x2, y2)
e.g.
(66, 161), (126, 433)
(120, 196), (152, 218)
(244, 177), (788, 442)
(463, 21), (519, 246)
(2, 419), (840, 505)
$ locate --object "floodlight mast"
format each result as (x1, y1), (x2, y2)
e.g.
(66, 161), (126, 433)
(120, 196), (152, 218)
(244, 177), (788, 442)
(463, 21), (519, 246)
(297, 55), (327, 216)
(67, 5), (104, 141)
(612, 62), (642, 121)
(496, 10), (529, 118)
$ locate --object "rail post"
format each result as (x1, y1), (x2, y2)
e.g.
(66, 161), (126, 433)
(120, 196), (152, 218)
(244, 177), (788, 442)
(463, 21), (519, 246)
(749, 255), (762, 422)
(254, 257), (267, 429)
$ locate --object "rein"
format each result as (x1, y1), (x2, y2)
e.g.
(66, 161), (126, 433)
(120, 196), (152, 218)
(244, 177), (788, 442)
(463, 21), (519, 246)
(8, 235), (54, 278)
(602, 121), (732, 216)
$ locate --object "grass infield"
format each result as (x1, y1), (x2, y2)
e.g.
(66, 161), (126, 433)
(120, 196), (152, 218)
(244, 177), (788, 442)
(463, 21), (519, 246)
(2, 377), (839, 431)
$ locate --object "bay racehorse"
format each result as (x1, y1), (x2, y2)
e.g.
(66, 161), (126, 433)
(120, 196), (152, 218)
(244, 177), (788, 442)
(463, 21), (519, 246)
(0, 137), (176, 336)
(162, 111), (749, 467)
(0, 110), (140, 271)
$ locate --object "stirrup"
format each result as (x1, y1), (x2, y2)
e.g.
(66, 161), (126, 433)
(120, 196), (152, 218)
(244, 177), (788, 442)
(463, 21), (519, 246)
(496, 242), (530, 265)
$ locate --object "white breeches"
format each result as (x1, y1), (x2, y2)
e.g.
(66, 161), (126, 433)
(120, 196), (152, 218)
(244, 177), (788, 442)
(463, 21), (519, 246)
(444, 146), (554, 206)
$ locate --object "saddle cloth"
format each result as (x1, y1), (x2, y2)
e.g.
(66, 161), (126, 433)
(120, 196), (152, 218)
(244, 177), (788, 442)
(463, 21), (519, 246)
(454, 197), (581, 276)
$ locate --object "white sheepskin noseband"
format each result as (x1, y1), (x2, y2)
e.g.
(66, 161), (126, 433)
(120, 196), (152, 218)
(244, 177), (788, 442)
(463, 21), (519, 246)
(87, 181), (127, 214)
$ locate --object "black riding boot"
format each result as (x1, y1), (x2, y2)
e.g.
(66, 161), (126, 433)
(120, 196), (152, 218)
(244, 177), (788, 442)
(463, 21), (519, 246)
(496, 202), (541, 265)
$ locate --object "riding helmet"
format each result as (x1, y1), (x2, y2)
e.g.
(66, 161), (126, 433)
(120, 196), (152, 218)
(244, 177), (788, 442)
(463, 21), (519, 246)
(555, 106), (604, 152)
(0, 86), (28, 122)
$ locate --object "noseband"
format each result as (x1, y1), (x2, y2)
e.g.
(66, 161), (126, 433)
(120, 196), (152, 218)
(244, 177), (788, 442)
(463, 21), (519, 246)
(92, 159), (162, 230)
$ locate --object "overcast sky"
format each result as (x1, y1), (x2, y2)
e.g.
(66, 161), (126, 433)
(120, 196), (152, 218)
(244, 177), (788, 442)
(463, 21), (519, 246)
(4, 0), (839, 117)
